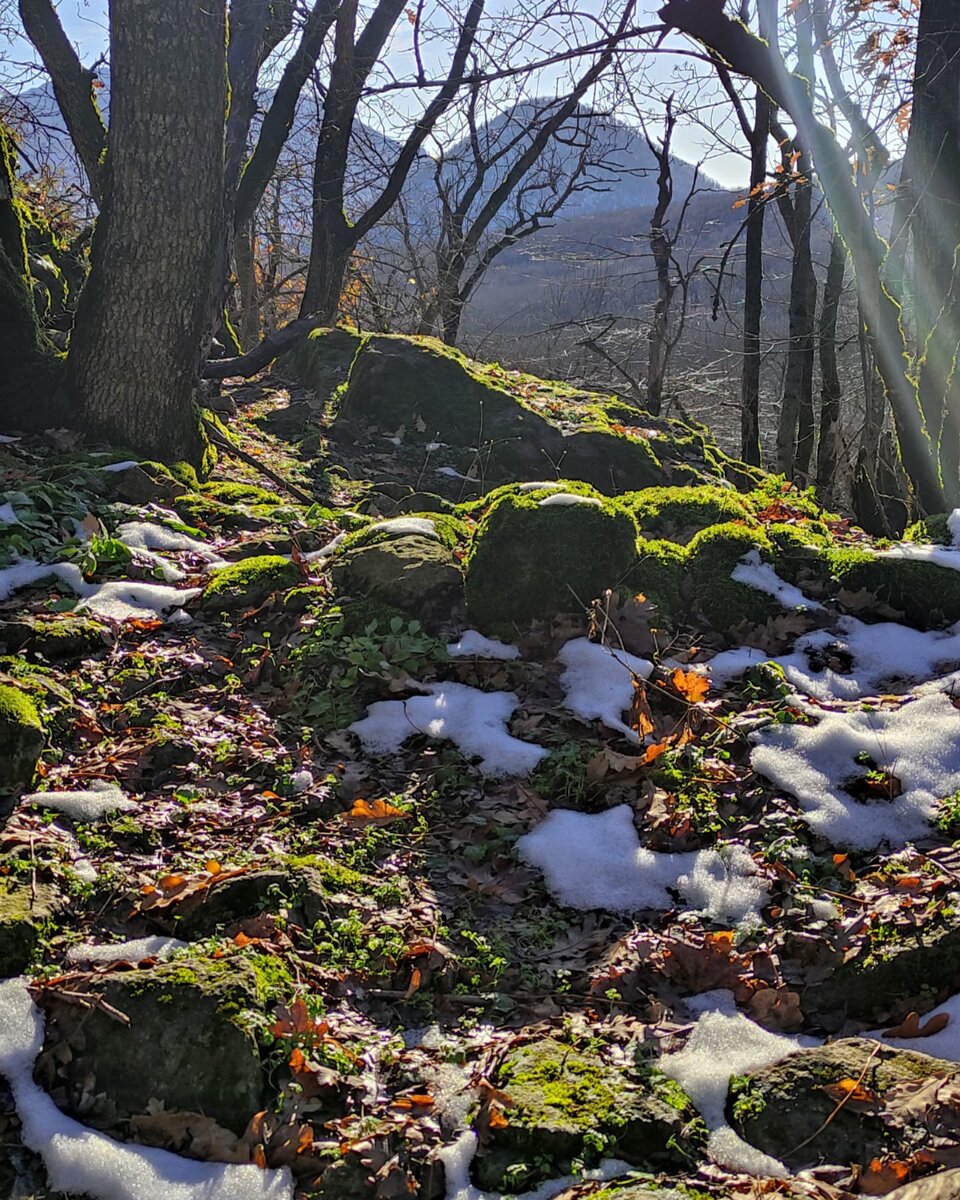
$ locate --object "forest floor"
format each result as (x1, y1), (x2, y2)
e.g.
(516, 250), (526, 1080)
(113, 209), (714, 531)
(2, 367), (960, 1200)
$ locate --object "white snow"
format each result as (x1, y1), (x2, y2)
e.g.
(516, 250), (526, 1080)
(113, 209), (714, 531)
(0, 979), (292, 1200)
(696, 615), (960, 701)
(349, 683), (547, 776)
(950, 510), (960, 548)
(116, 522), (219, 560)
(437, 466), (473, 480)
(66, 937), (188, 966)
(77, 580), (203, 622)
(22, 782), (136, 823)
(0, 502), (19, 524)
(99, 460), (140, 473)
(751, 691), (960, 848)
(289, 770), (313, 794)
(300, 532), (348, 562)
(878, 542), (960, 573)
(439, 1131), (634, 1200)
(537, 493), (603, 508)
(447, 630), (520, 660)
(0, 558), (200, 621)
(731, 549), (825, 611)
(558, 637), (653, 742)
(867, 992), (960, 1061)
(663, 994), (816, 1177)
(0, 434), (20, 443)
(517, 806), (769, 926)
(367, 516), (439, 540)
(516, 481), (563, 493)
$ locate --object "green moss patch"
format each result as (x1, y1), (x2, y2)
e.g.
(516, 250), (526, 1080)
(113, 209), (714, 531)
(201, 555), (300, 610)
(465, 492), (639, 630)
(0, 683), (44, 792)
(622, 485), (753, 544)
(685, 523), (777, 630)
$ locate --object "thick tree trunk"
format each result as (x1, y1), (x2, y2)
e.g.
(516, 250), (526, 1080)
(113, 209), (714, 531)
(816, 229), (846, 502)
(67, 0), (227, 464)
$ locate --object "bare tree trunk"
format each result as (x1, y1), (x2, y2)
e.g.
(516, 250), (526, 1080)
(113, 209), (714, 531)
(816, 228), (846, 502)
(645, 99), (677, 417)
(234, 223), (261, 350)
(659, 0), (945, 512)
(776, 157), (817, 479)
(18, 0), (107, 205)
(67, 0), (227, 464)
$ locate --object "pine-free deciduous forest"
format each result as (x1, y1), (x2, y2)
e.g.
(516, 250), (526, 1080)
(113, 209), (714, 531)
(7, 1), (960, 1197)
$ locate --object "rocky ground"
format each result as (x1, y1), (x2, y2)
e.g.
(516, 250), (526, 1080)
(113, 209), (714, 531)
(2, 334), (960, 1200)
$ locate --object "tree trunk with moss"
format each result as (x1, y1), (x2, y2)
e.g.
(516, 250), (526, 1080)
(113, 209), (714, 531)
(0, 126), (61, 429)
(66, 0), (227, 464)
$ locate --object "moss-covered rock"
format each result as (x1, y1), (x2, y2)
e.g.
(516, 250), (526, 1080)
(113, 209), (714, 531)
(331, 535), (463, 614)
(827, 547), (960, 627)
(904, 513), (951, 545)
(200, 480), (283, 506)
(202, 555), (300, 610)
(35, 958), (266, 1135)
(0, 684), (44, 793)
(557, 427), (669, 493)
(685, 524), (778, 630)
(103, 460), (187, 505)
(731, 1038), (958, 1169)
(281, 326), (363, 406)
(465, 492), (639, 630)
(0, 613), (113, 660)
(0, 878), (58, 975)
(622, 485), (753, 544)
(624, 538), (687, 621)
(800, 912), (960, 1027)
(471, 1039), (696, 1191)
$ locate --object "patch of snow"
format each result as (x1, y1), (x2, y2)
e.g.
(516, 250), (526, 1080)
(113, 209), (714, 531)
(732, 549), (825, 611)
(425, 442), (446, 452)
(516, 481), (563, 493)
(689, 647), (769, 687)
(867, 992), (960, 1061)
(367, 517), (438, 540)
(517, 806), (769, 926)
(750, 691), (960, 848)
(73, 860), (99, 885)
(349, 683), (546, 776)
(558, 638), (653, 742)
(537, 493), (603, 508)
(0, 502), (19, 524)
(0, 559), (85, 602)
(662, 996), (816, 1177)
(23, 782), (136, 823)
(950, 510), (960, 548)
(67, 937), (188, 966)
(116, 522), (219, 560)
(437, 466), (473, 480)
(878, 542), (960, 572)
(0, 559), (199, 622)
(301, 532), (348, 562)
(693, 615), (960, 702)
(447, 631), (520, 660)
(99, 460), (140, 473)
(0, 434), (20, 443)
(289, 770), (313, 794)
(0, 978), (293, 1200)
(77, 581), (202, 622)
(439, 1131), (634, 1200)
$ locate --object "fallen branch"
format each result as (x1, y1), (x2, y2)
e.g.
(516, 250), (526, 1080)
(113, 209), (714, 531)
(201, 314), (327, 380)
(200, 418), (316, 506)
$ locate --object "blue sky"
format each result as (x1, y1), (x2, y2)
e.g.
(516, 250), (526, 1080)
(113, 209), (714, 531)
(9, 0), (752, 187)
